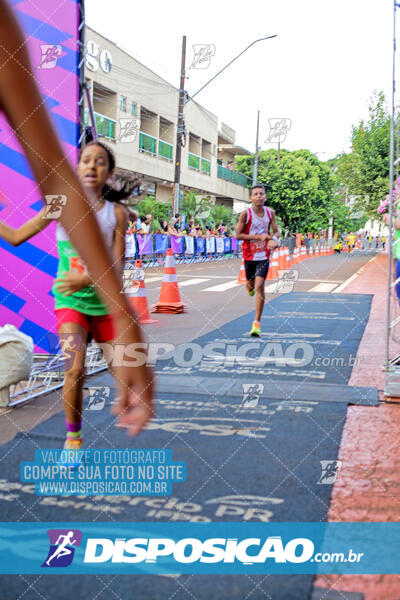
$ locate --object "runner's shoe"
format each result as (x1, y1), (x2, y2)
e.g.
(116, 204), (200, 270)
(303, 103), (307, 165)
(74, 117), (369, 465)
(247, 288), (255, 297)
(58, 437), (83, 468)
(64, 438), (83, 450)
(250, 321), (261, 337)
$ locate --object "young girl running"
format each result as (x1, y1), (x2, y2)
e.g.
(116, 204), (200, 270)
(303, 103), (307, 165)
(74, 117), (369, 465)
(0, 141), (134, 449)
(0, 0), (153, 435)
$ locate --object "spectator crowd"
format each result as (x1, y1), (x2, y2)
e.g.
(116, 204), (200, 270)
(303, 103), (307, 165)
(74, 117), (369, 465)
(126, 212), (237, 238)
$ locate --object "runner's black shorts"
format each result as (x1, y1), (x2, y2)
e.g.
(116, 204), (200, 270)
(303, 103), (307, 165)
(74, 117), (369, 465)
(244, 259), (270, 281)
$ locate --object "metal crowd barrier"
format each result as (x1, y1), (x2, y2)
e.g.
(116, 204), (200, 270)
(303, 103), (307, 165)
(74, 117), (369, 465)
(125, 233), (240, 268)
(7, 344), (107, 407)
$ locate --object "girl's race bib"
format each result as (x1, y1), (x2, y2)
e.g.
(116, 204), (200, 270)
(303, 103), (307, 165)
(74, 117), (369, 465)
(69, 256), (87, 275)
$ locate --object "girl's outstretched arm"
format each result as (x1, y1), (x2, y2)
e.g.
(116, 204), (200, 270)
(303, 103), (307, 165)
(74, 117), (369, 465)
(0, 0), (153, 434)
(0, 207), (50, 246)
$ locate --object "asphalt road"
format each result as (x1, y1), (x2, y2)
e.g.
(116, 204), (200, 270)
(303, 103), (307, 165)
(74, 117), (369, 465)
(0, 250), (375, 444)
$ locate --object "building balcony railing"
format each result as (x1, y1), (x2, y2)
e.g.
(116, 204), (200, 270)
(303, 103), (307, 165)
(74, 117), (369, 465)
(217, 164), (250, 188)
(201, 158), (211, 175)
(84, 108), (116, 141)
(139, 131), (157, 156)
(188, 152), (200, 171)
(158, 139), (173, 161)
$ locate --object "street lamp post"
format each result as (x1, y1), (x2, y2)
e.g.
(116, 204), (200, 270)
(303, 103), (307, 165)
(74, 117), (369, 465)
(172, 34), (277, 215)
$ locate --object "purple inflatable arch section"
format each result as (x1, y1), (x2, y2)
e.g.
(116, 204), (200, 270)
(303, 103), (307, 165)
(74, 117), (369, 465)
(0, 0), (82, 352)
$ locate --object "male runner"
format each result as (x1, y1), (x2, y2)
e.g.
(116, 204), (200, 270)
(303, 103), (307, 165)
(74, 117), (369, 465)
(236, 185), (279, 336)
(346, 231), (356, 254)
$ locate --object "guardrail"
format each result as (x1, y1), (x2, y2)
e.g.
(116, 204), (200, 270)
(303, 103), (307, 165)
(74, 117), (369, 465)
(125, 233), (240, 267)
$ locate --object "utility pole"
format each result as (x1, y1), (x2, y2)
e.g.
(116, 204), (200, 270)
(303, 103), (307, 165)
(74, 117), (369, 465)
(252, 110), (260, 186)
(277, 138), (281, 162)
(328, 209), (333, 241)
(172, 36), (187, 216)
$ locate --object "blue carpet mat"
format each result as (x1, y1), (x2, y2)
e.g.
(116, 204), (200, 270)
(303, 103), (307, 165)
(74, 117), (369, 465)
(155, 292), (373, 386)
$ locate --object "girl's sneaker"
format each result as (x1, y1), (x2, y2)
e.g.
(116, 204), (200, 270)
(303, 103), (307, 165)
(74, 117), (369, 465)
(58, 437), (83, 468)
(64, 437), (83, 450)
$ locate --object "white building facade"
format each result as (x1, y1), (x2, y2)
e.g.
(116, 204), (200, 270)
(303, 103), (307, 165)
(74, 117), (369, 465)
(84, 28), (251, 212)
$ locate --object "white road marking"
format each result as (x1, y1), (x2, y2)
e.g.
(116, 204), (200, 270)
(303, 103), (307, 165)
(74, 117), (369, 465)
(309, 283), (338, 292)
(179, 278), (210, 287)
(299, 279), (341, 283)
(144, 276), (163, 283)
(203, 280), (241, 292)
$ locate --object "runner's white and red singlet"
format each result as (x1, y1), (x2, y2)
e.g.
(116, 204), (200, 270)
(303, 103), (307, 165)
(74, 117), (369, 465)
(242, 206), (272, 261)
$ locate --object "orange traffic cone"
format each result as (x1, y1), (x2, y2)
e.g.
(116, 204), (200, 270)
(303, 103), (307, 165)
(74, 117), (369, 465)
(278, 247), (285, 270)
(315, 245), (319, 257)
(301, 246), (306, 261)
(285, 246), (291, 269)
(126, 260), (158, 324)
(237, 259), (247, 284)
(151, 249), (185, 313)
(292, 247), (298, 265)
(267, 249), (279, 280)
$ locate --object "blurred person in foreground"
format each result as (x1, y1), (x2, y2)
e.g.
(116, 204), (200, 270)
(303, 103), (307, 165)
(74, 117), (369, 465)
(0, 0), (153, 436)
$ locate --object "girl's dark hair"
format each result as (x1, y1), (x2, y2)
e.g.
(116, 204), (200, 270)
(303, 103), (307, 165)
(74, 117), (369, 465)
(79, 140), (139, 203)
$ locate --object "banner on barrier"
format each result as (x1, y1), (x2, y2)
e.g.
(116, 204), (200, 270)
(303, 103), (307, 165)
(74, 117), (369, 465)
(137, 234), (152, 255)
(155, 234), (168, 254)
(224, 237), (231, 253)
(206, 237), (215, 254)
(125, 234), (136, 258)
(196, 237), (205, 254)
(231, 238), (239, 252)
(170, 235), (183, 254)
(185, 236), (194, 255)
(216, 237), (224, 254)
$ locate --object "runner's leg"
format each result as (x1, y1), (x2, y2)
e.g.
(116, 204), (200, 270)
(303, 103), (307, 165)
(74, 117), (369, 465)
(250, 259), (269, 336)
(254, 275), (266, 322)
(244, 260), (256, 296)
(57, 321), (88, 446)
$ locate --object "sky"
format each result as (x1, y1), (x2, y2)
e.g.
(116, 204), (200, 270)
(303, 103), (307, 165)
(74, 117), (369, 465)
(85, 0), (393, 161)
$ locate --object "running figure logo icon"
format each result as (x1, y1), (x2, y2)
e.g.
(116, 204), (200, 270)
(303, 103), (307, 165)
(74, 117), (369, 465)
(37, 44), (63, 69)
(274, 269), (299, 294)
(58, 333), (83, 371)
(43, 195), (67, 219)
(86, 386), (110, 410)
(118, 118), (139, 143)
(266, 118), (291, 144)
(318, 460), (342, 485)
(42, 529), (82, 568)
(188, 44), (216, 69)
(241, 383), (264, 408)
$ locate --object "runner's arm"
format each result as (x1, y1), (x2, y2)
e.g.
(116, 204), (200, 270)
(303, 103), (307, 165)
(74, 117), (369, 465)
(113, 205), (127, 276)
(235, 210), (272, 241)
(0, 207), (50, 245)
(269, 209), (280, 238)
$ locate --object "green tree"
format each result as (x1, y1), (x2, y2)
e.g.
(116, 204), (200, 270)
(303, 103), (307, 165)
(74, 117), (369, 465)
(135, 196), (170, 232)
(236, 148), (336, 233)
(209, 205), (234, 228)
(181, 190), (212, 220)
(334, 91), (391, 219)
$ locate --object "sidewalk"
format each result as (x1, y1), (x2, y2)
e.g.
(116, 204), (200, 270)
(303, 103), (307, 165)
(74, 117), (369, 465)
(315, 253), (400, 599)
